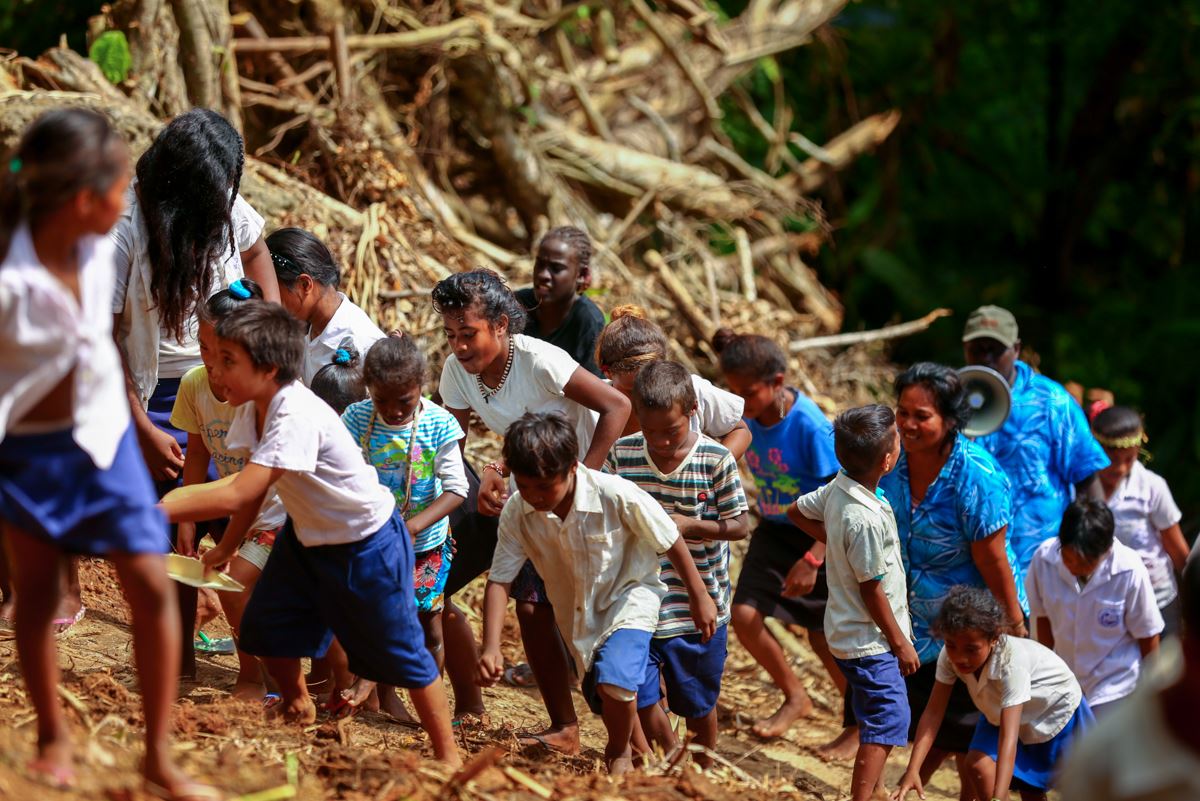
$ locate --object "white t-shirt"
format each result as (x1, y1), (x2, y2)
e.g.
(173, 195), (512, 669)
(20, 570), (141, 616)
(689, 374), (744, 437)
(439, 334), (597, 457)
(1093, 461), (1184, 607)
(935, 634), (1082, 744)
(225, 380), (395, 546)
(303, 293), (385, 385)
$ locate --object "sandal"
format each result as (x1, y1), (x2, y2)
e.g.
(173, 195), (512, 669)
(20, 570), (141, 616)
(52, 605), (86, 637)
(195, 634), (235, 654)
(502, 663), (538, 688)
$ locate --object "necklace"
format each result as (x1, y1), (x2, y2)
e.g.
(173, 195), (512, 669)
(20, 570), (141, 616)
(475, 340), (514, 404)
(361, 400), (422, 516)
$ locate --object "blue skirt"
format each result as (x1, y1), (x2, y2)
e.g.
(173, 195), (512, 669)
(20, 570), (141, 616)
(969, 698), (1095, 791)
(0, 425), (169, 555)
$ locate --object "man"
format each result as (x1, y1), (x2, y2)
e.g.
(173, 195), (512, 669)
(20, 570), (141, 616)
(962, 305), (1109, 571)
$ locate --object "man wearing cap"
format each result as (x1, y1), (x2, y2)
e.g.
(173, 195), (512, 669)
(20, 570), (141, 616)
(962, 305), (1110, 572)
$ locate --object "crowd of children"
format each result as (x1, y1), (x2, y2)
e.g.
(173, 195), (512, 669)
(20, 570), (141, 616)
(0, 106), (1193, 801)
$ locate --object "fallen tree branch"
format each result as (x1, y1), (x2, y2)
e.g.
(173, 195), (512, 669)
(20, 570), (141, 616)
(790, 308), (952, 352)
(647, 249), (716, 344)
(628, 0), (723, 122)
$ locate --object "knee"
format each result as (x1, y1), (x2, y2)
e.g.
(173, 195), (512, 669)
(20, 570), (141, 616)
(731, 603), (759, 633)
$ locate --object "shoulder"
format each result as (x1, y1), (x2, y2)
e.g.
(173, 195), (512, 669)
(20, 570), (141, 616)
(1110, 540), (1150, 575)
(955, 437), (1008, 486)
(178, 365), (210, 396)
(342, 397), (373, 423)
(695, 435), (735, 464)
(231, 193), (266, 235)
(515, 334), (579, 372)
(573, 295), (606, 325)
(1031, 538), (1061, 568)
(420, 399), (466, 436)
(514, 287), (537, 309)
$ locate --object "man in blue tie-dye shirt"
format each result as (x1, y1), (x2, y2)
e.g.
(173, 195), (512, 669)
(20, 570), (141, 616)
(962, 306), (1110, 572)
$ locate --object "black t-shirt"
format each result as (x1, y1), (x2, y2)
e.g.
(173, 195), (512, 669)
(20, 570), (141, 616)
(515, 288), (605, 377)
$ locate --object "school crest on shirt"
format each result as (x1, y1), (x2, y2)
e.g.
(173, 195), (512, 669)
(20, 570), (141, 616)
(1097, 606), (1122, 628)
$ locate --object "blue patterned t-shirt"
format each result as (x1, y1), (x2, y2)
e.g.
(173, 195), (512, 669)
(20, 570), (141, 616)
(975, 360), (1111, 572)
(880, 433), (1028, 664)
(744, 389), (840, 524)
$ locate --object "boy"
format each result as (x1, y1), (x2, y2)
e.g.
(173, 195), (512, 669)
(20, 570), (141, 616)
(1027, 497), (1162, 717)
(605, 361), (749, 765)
(788, 405), (917, 801)
(159, 302), (459, 767)
(476, 411), (717, 775)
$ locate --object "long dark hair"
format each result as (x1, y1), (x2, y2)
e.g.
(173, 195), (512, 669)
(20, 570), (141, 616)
(894, 362), (971, 450)
(136, 108), (245, 340)
(0, 108), (126, 259)
(266, 227), (340, 288)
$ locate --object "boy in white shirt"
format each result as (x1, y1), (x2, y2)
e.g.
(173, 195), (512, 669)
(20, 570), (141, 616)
(476, 411), (717, 776)
(789, 405), (917, 801)
(1027, 498), (1162, 716)
(160, 302), (459, 767)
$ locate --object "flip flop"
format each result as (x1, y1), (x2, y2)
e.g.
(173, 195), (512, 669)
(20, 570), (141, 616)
(502, 663), (538, 688)
(323, 693), (361, 721)
(144, 778), (225, 801)
(195, 635), (236, 654)
(262, 693), (282, 710)
(52, 606), (86, 637)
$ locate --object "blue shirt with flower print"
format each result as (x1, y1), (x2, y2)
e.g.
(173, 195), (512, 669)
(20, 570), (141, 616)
(743, 389), (840, 524)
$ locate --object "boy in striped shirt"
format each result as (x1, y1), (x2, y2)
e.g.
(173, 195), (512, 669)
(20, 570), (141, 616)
(605, 361), (749, 765)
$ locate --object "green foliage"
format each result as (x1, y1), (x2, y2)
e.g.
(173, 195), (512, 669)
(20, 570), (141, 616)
(88, 30), (131, 85)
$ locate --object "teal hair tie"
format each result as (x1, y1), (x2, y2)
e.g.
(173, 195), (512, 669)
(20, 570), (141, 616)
(334, 348), (352, 365)
(8, 158), (21, 174)
(228, 279), (252, 299)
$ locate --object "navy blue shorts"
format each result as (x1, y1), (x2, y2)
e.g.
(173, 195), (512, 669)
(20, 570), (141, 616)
(637, 625), (728, 718)
(836, 652), (911, 747)
(969, 698), (1093, 791)
(0, 425), (168, 555)
(240, 512), (440, 689)
(581, 628), (652, 715)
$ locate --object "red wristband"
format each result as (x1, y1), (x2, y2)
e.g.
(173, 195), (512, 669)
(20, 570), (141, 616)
(803, 551), (824, 568)
(484, 462), (509, 478)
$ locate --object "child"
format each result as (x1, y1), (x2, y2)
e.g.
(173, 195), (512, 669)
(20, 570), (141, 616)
(342, 334), (468, 719)
(477, 412), (718, 775)
(171, 278), (288, 701)
(604, 361), (750, 766)
(1026, 498), (1162, 717)
(790, 405), (916, 801)
(895, 586), (1093, 801)
(1090, 406), (1188, 635)
(515, 226), (605, 377)
(0, 109), (211, 800)
(434, 268), (630, 750)
(267, 227), (385, 385)
(595, 306), (752, 458)
(160, 302), (460, 767)
(713, 329), (849, 746)
(311, 339), (367, 414)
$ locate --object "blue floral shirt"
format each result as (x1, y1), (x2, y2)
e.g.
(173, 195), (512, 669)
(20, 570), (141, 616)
(880, 434), (1028, 664)
(975, 361), (1110, 572)
(743, 389), (840, 524)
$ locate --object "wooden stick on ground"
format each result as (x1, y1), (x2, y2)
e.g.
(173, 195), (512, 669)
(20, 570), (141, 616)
(790, 307), (952, 352)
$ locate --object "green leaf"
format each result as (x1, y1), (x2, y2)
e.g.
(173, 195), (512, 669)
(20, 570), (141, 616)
(88, 30), (131, 85)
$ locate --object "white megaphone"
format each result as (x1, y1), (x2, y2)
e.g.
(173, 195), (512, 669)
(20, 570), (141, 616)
(957, 365), (1012, 438)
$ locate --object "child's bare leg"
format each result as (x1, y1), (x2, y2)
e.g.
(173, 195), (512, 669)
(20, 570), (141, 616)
(515, 600), (580, 753)
(51, 558), (84, 634)
(408, 679), (462, 767)
(962, 749), (996, 801)
(599, 692), (638, 775)
(5, 527), (74, 785)
(637, 701), (678, 758)
(687, 710), (719, 769)
(326, 637), (355, 698)
(377, 684), (414, 722)
(809, 629), (859, 759)
(442, 601), (485, 719)
(261, 657), (317, 723)
(420, 610), (445, 671)
(731, 603), (811, 738)
(0, 531), (14, 624)
(220, 557), (265, 700)
(306, 657), (331, 695)
(849, 743), (892, 801)
(175, 581), (198, 680)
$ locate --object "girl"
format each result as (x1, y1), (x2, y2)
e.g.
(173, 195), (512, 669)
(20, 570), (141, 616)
(311, 339), (368, 414)
(170, 278), (287, 701)
(895, 586), (1093, 801)
(266, 227), (385, 384)
(515, 226), (605, 376)
(0, 109), (213, 800)
(434, 268), (630, 753)
(342, 334), (468, 720)
(595, 306), (752, 459)
(713, 329), (849, 748)
(1090, 405), (1188, 635)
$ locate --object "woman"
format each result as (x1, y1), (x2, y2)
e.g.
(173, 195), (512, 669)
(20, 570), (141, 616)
(879, 362), (1028, 791)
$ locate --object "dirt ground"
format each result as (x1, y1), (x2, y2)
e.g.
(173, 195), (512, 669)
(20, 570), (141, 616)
(0, 557), (976, 801)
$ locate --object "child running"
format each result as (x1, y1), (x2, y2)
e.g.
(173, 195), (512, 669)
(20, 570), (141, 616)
(342, 334), (468, 720)
(1090, 405), (1188, 635)
(895, 586), (1093, 801)
(713, 328), (849, 747)
(0, 109), (212, 800)
(604, 361), (749, 766)
(790, 405), (916, 801)
(478, 412), (718, 775)
(160, 302), (459, 767)
(171, 278), (288, 701)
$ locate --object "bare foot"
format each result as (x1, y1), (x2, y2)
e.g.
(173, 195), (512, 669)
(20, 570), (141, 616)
(143, 758), (223, 800)
(517, 723), (581, 755)
(0, 597), (14, 627)
(607, 754), (634, 776)
(816, 725), (860, 761)
(336, 677), (376, 715)
(28, 737), (75, 789)
(378, 686), (416, 724)
(267, 695), (317, 724)
(231, 680), (266, 702)
(751, 693), (813, 739)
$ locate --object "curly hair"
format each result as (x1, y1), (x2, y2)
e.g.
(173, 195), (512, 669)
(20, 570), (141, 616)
(933, 585), (1007, 641)
(431, 269), (527, 334)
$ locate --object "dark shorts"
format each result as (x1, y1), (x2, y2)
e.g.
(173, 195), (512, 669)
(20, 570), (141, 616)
(413, 539), (453, 614)
(969, 698), (1093, 791)
(637, 625), (728, 719)
(0, 425), (168, 555)
(582, 628), (653, 715)
(732, 519), (827, 630)
(240, 512), (439, 689)
(835, 652), (911, 746)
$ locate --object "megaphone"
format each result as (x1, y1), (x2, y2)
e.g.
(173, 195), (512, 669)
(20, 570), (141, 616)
(957, 365), (1011, 438)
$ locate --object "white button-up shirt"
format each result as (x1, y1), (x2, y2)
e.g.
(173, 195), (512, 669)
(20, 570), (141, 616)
(1027, 538), (1163, 706)
(0, 224), (129, 468)
(302, 293), (385, 385)
(491, 465), (680, 673)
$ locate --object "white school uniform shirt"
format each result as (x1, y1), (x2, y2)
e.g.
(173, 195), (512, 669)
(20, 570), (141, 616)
(1026, 538), (1163, 707)
(1091, 461), (1183, 607)
(302, 293), (385, 385)
(794, 472), (912, 660)
(110, 187), (265, 406)
(935, 634), (1082, 744)
(439, 334), (598, 456)
(689, 375), (744, 437)
(491, 465), (679, 674)
(0, 224), (129, 468)
(225, 380), (395, 546)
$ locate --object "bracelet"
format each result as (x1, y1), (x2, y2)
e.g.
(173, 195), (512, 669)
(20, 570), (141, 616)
(803, 550), (824, 568)
(484, 461), (509, 478)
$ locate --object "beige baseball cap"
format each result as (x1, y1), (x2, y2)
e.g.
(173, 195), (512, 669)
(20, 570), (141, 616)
(962, 305), (1019, 347)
